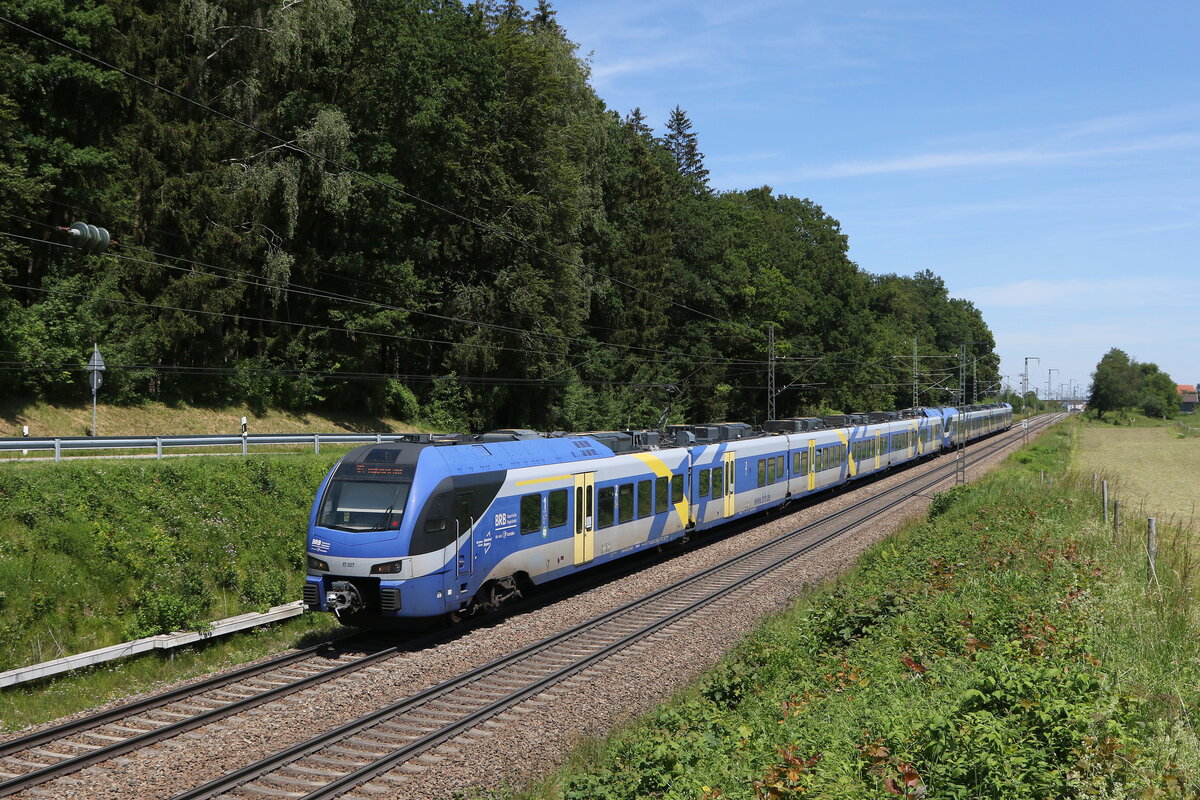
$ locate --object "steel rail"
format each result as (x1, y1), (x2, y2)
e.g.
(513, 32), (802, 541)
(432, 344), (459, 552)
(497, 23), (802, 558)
(0, 637), (357, 760)
(0, 637), (397, 797)
(174, 415), (1059, 800)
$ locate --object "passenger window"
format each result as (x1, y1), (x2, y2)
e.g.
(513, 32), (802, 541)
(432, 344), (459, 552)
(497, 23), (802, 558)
(618, 483), (634, 523)
(801, 452), (809, 474)
(655, 476), (668, 512)
(711, 467), (723, 499)
(767, 457), (775, 483)
(598, 487), (615, 529)
(575, 487), (583, 531)
(671, 474), (684, 503)
(699, 469), (711, 497)
(793, 452), (802, 474)
(758, 459), (766, 487)
(548, 489), (568, 528)
(520, 494), (542, 534)
(776, 455), (785, 480)
(637, 480), (652, 519)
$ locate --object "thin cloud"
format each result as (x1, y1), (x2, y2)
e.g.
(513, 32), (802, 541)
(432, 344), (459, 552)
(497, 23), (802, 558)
(590, 52), (698, 81)
(960, 277), (1193, 311)
(790, 133), (1200, 180)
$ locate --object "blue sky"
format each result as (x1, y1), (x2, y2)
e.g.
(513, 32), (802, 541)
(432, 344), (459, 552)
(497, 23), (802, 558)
(549, 0), (1200, 399)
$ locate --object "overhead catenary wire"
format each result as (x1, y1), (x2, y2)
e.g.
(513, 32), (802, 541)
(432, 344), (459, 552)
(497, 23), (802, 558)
(8, 208), (657, 336)
(0, 227), (767, 366)
(0, 359), (790, 391)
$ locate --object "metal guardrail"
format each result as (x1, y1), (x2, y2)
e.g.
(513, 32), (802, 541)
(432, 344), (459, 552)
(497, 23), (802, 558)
(0, 432), (411, 460)
(0, 601), (305, 688)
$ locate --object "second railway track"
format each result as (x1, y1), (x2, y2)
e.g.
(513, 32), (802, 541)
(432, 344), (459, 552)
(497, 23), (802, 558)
(1, 415), (1060, 800)
(175, 415), (1060, 800)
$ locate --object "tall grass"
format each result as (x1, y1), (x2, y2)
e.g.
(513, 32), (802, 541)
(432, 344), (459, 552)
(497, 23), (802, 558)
(1173, 420), (1200, 439)
(516, 422), (1200, 799)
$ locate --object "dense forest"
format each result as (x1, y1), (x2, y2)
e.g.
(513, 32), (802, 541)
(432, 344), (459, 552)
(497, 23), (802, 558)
(0, 0), (1001, 431)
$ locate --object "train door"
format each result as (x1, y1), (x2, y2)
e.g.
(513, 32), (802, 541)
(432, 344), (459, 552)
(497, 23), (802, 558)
(875, 433), (883, 471)
(722, 451), (736, 518)
(454, 493), (474, 577)
(573, 472), (595, 566)
(807, 440), (816, 491)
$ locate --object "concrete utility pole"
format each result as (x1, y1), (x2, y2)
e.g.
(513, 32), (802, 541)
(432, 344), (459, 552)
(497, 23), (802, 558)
(1047, 368), (1058, 405)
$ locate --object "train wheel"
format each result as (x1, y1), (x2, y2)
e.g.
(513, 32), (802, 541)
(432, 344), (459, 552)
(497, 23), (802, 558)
(485, 582), (503, 612)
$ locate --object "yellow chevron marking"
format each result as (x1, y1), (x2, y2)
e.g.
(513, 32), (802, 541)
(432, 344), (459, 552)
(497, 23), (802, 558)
(515, 474), (571, 487)
(835, 430), (856, 477)
(631, 452), (689, 525)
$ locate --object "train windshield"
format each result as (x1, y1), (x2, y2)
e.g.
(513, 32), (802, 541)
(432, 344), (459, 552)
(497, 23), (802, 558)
(317, 480), (411, 532)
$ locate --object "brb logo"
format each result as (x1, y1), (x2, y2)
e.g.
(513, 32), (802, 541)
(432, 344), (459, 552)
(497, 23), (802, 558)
(310, 537), (331, 554)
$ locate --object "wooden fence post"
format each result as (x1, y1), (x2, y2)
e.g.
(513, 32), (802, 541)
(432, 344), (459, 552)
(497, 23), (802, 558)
(1147, 518), (1158, 586)
(1112, 500), (1120, 548)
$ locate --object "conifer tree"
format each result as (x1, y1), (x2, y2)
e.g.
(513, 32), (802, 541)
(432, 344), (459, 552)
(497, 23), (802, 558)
(533, 0), (557, 28)
(625, 107), (653, 138)
(662, 105), (709, 190)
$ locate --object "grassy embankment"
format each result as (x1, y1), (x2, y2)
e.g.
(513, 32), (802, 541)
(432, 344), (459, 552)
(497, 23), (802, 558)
(0, 454), (346, 731)
(521, 420), (1200, 798)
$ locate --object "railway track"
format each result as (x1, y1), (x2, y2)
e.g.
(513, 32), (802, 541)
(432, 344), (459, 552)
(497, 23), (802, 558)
(0, 635), (400, 797)
(170, 415), (1060, 800)
(0, 415), (1058, 799)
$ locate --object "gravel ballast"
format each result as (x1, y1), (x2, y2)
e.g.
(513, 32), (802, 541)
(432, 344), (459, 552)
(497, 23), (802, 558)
(8, 425), (1044, 800)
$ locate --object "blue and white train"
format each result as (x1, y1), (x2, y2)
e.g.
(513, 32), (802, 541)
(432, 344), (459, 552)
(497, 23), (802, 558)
(303, 404), (1012, 624)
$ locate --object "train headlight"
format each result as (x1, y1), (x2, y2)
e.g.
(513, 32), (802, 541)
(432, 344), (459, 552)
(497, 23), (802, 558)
(307, 555), (330, 572)
(370, 559), (404, 575)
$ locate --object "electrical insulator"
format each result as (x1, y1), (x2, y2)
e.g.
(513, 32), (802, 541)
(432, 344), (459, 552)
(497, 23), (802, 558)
(65, 221), (111, 253)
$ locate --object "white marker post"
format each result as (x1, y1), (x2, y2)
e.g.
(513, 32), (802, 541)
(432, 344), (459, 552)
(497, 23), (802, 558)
(87, 344), (105, 436)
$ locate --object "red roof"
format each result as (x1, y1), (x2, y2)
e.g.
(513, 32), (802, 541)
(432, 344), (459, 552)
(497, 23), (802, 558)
(1179, 385), (1196, 394)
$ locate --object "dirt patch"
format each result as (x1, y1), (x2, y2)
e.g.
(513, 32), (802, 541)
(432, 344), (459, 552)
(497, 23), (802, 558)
(0, 400), (423, 437)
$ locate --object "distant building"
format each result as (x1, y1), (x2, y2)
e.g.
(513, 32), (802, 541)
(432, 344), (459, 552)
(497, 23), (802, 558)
(1180, 385), (1198, 413)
